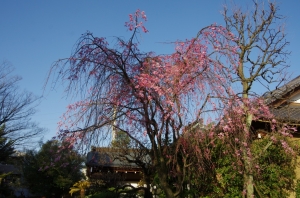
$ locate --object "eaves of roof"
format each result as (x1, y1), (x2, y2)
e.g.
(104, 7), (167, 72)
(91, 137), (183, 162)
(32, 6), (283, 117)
(262, 75), (300, 124)
(264, 75), (300, 105)
(0, 164), (20, 174)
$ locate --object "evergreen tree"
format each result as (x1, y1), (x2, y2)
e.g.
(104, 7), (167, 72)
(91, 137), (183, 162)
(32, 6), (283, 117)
(0, 125), (14, 162)
(23, 140), (85, 197)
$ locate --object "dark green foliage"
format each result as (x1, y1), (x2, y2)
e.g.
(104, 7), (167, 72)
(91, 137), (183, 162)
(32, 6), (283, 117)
(23, 140), (85, 197)
(0, 125), (14, 162)
(252, 136), (296, 198)
(111, 130), (131, 148)
(296, 180), (300, 198)
(182, 133), (296, 198)
(187, 137), (244, 198)
(0, 172), (13, 197)
(213, 154), (244, 197)
(89, 190), (118, 198)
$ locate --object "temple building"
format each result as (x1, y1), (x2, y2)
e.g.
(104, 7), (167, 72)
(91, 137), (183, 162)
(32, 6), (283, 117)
(85, 147), (144, 187)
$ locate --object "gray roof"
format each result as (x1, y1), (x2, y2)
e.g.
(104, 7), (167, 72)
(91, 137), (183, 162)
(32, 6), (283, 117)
(0, 164), (20, 174)
(263, 75), (300, 123)
(264, 75), (300, 105)
(270, 106), (300, 123)
(88, 148), (150, 169)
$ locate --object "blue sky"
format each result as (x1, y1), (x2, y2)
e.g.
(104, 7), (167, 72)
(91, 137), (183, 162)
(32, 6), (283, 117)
(0, 0), (299, 142)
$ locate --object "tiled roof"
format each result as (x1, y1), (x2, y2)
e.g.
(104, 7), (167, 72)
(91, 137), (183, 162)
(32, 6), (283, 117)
(263, 75), (300, 123)
(270, 106), (300, 124)
(264, 75), (300, 105)
(0, 164), (20, 174)
(87, 147), (148, 169)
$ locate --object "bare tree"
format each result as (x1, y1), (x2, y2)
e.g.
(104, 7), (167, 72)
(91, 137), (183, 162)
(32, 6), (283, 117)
(0, 61), (44, 151)
(220, 1), (290, 197)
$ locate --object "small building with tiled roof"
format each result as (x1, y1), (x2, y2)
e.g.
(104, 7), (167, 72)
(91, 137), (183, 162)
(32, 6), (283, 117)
(86, 147), (144, 187)
(264, 75), (300, 125)
(248, 75), (300, 138)
(262, 75), (300, 198)
(0, 163), (20, 175)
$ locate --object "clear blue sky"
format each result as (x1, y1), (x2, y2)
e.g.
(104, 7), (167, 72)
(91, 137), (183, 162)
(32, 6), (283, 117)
(0, 0), (299, 142)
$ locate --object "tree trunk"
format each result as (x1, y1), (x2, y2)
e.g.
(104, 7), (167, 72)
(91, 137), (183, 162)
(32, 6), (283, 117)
(80, 189), (85, 198)
(144, 175), (153, 198)
(157, 161), (176, 198)
(245, 173), (254, 198)
(144, 187), (152, 198)
(244, 110), (254, 197)
(159, 178), (175, 198)
(243, 84), (254, 198)
(243, 145), (254, 198)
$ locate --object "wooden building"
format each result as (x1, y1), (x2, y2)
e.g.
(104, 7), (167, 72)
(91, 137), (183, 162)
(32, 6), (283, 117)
(261, 75), (300, 134)
(86, 147), (144, 187)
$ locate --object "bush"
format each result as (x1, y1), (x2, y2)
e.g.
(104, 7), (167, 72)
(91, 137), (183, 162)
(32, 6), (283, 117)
(88, 191), (118, 198)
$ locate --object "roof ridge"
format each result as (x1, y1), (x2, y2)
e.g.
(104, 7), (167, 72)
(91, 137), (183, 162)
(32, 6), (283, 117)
(280, 75), (300, 89)
(263, 75), (300, 104)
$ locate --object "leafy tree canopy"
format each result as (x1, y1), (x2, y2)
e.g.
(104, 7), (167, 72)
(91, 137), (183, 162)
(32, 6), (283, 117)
(23, 140), (85, 197)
